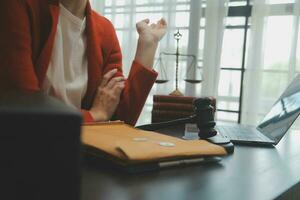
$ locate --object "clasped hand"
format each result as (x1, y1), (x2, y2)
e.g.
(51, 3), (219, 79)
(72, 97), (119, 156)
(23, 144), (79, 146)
(89, 69), (125, 121)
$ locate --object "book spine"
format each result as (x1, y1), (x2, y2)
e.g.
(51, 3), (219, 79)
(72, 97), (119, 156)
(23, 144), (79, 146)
(153, 102), (194, 112)
(151, 110), (193, 120)
(153, 95), (196, 104)
(151, 96), (217, 123)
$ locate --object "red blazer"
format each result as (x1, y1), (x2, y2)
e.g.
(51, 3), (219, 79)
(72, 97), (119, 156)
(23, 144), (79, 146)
(0, 0), (157, 125)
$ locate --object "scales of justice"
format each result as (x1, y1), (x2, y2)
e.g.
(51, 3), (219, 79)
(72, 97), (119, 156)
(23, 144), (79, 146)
(154, 30), (202, 96)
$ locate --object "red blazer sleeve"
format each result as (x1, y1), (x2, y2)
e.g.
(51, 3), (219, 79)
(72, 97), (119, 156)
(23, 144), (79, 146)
(0, 1), (39, 91)
(80, 109), (94, 123)
(115, 61), (158, 125)
(102, 22), (158, 126)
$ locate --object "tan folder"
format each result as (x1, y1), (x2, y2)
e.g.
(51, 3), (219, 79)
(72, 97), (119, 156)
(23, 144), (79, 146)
(82, 121), (227, 164)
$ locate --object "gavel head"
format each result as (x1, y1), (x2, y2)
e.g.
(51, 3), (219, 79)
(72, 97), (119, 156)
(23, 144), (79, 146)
(193, 98), (217, 139)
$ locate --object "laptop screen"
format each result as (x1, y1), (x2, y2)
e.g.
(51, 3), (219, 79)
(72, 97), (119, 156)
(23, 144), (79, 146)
(257, 74), (300, 143)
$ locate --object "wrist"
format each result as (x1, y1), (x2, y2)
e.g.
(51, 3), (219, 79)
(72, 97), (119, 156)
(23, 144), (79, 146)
(137, 35), (159, 48)
(135, 37), (158, 68)
(89, 109), (109, 122)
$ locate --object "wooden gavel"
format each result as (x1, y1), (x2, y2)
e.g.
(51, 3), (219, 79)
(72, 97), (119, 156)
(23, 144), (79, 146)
(137, 98), (217, 139)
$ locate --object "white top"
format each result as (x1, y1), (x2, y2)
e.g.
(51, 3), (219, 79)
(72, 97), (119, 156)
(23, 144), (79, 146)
(43, 3), (88, 109)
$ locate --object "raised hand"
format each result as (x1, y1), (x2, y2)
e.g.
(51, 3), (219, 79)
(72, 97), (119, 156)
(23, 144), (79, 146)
(135, 18), (168, 68)
(89, 69), (125, 122)
(136, 18), (167, 44)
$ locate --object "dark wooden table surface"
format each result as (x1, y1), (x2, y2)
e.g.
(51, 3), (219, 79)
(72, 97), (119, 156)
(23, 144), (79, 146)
(81, 125), (300, 200)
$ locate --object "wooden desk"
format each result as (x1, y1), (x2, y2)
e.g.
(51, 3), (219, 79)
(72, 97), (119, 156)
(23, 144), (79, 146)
(81, 125), (300, 200)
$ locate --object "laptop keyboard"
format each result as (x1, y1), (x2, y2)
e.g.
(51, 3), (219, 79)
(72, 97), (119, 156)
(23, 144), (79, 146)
(216, 125), (265, 142)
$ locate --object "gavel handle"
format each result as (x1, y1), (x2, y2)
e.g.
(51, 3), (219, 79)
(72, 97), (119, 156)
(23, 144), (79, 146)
(136, 115), (196, 131)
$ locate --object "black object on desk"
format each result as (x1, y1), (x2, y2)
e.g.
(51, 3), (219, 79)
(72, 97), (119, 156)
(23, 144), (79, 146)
(0, 92), (82, 200)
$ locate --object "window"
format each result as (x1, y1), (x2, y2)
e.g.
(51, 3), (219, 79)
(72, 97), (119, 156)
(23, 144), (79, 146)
(217, 0), (300, 125)
(91, 0), (300, 126)
(216, 0), (251, 122)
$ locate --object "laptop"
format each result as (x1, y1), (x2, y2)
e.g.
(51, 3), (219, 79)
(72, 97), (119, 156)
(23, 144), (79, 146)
(216, 74), (300, 145)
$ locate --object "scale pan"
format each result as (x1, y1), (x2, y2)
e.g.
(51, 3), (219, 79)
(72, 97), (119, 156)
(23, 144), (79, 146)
(184, 79), (202, 84)
(155, 80), (169, 84)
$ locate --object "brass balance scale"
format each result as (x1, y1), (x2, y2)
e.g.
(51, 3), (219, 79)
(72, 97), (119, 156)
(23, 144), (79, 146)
(154, 30), (202, 96)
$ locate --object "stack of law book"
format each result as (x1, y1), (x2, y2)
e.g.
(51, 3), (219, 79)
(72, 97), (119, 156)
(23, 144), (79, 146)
(152, 95), (216, 123)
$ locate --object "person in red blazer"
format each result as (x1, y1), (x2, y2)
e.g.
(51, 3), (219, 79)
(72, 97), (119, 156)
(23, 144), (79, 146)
(0, 0), (167, 125)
